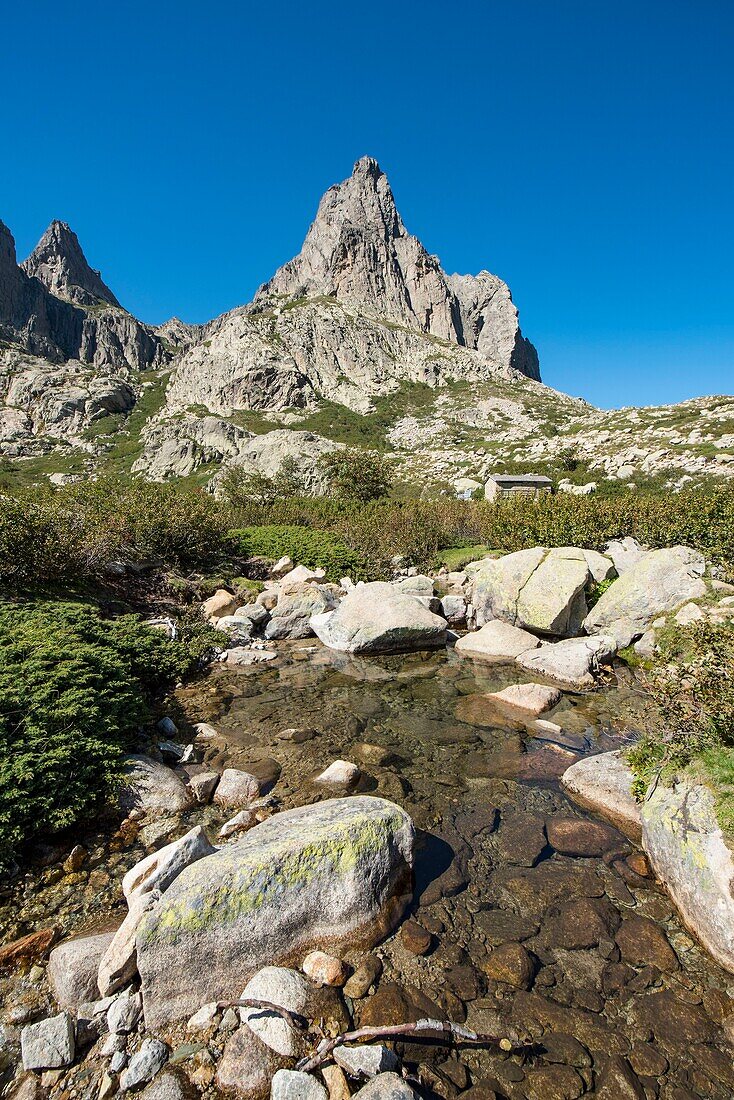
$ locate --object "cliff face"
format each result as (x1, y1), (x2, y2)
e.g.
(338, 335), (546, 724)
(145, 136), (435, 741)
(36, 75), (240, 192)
(22, 220), (122, 308)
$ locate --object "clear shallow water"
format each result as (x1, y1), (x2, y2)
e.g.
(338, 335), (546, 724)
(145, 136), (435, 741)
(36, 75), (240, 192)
(2, 644), (734, 1098)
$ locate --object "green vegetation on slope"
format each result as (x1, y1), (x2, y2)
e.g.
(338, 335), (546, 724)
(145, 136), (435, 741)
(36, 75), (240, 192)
(0, 601), (218, 870)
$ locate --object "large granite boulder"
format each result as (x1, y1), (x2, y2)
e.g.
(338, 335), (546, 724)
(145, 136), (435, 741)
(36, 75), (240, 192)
(517, 635), (617, 690)
(471, 547), (591, 636)
(310, 582), (446, 654)
(561, 751), (641, 842)
(642, 780), (734, 975)
(119, 756), (191, 817)
(584, 546), (706, 647)
(265, 583), (340, 640)
(136, 797), (414, 1027)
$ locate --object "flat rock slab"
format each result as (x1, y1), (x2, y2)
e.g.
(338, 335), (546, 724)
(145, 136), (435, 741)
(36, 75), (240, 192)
(311, 582), (447, 654)
(517, 635), (617, 690)
(136, 796), (414, 1027)
(484, 683), (562, 719)
(21, 1013), (75, 1070)
(561, 751), (642, 843)
(454, 620), (540, 662)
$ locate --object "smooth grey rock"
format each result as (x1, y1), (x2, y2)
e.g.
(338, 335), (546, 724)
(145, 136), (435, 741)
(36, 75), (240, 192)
(561, 751), (641, 842)
(186, 770), (220, 804)
(21, 1013), (75, 1070)
(439, 593), (467, 625)
(642, 781), (734, 974)
(352, 1074), (417, 1099)
(472, 547), (591, 636)
(516, 634), (617, 690)
(119, 756), (191, 817)
(584, 546), (707, 646)
(455, 619), (540, 662)
(311, 582), (446, 654)
(47, 931), (115, 1012)
(213, 768), (261, 809)
(122, 826), (216, 901)
(110, 1051), (128, 1073)
(334, 1043), (399, 1078)
(107, 991), (143, 1035)
(136, 797), (414, 1027)
(605, 537), (646, 575)
(119, 1038), (168, 1091)
(271, 1069), (327, 1099)
(265, 583), (340, 640)
(240, 968), (310, 1056)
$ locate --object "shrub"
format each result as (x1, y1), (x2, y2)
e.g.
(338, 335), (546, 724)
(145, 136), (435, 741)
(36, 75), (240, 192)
(0, 600), (217, 870)
(627, 619), (734, 833)
(219, 457), (303, 507)
(319, 448), (394, 503)
(230, 525), (368, 581)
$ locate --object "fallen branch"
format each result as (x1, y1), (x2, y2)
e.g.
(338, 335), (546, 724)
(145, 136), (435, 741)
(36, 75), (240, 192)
(217, 998), (310, 1032)
(296, 1017), (521, 1074)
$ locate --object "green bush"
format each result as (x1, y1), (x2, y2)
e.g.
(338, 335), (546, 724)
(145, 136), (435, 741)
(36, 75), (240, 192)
(230, 525), (368, 581)
(627, 619), (734, 834)
(0, 478), (233, 590)
(0, 600), (217, 869)
(318, 448), (394, 503)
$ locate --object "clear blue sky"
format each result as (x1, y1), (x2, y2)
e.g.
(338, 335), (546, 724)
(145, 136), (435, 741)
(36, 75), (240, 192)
(1, 1), (732, 408)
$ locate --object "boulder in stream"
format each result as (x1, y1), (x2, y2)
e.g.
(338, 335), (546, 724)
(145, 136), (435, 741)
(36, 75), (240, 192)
(471, 547), (591, 636)
(311, 582), (447, 654)
(136, 796), (414, 1026)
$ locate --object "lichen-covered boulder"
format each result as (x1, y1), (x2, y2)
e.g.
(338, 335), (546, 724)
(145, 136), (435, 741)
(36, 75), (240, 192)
(584, 546), (706, 647)
(136, 797), (414, 1027)
(310, 582), (446, 654)
(471, 547), (591, 636)
(642, 780), (734, 975)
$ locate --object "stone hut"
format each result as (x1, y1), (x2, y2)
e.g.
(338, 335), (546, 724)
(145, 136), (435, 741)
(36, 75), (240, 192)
(484, 474), (553, 501)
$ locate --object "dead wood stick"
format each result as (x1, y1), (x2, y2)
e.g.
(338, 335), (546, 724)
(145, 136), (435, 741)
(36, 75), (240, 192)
(217, 998), (310, 1032)
(296, 1017), (519, 1074)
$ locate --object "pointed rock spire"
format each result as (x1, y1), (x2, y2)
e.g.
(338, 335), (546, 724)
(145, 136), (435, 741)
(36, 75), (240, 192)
(22, 220), (121, 308)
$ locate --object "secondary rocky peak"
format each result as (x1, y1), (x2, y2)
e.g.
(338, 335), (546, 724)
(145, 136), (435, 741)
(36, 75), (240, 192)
(0, 220), (18, 269)
(22, 220), (122, 309)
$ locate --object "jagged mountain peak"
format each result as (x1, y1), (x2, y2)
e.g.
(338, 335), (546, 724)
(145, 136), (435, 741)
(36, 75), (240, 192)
(257, 156), (539, 380)
(22, 220), (121, 309)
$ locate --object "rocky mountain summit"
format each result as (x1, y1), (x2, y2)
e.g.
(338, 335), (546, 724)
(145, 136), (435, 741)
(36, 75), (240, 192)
(1, 158), (732, 490)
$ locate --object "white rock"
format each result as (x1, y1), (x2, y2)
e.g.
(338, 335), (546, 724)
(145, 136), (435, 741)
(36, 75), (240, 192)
(311, 581), (446, 654)
(119, 1038), (168, 1091)
(271, 1069), (328, 1099)
(352, 1075), (417, 1098)
(516, 635), (617, 690)
(561, 751), (641, 842)
(675, 602), (704, 625)
(334, 1044), (400, 1078)
(122, 826), (216, 901)
(302, 951), (348, 986)
(193, 722), (218, 740)
(271, 556), (294, 577)
(218, 809), (258, 838)
(187, 770), (220, 804)
(107, 990), (143, 1035)
(186, 1002), (220, 1031)
(21, 1013), (75, 1070)
(484, 682), (562, 718)
(455, 620), (540, 662)
(240, 968), (310, 1056)
(314, 760), (361, 787)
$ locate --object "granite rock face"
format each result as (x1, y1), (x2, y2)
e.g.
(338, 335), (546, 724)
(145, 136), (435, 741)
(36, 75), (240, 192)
(22, 221), (121, 308)
(472, 547), (591, 636)
(136, 796), (414, 1026)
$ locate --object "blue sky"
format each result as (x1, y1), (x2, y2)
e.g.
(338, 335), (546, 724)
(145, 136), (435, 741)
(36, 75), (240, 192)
(1, 1), (732, 408)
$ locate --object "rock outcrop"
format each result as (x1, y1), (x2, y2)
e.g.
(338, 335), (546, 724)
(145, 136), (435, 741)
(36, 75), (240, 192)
(471, 547), (591, 636)
(22, 221), (121, 308)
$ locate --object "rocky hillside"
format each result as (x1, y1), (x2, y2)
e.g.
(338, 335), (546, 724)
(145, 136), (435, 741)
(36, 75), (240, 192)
(1, 159), (732, 492)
